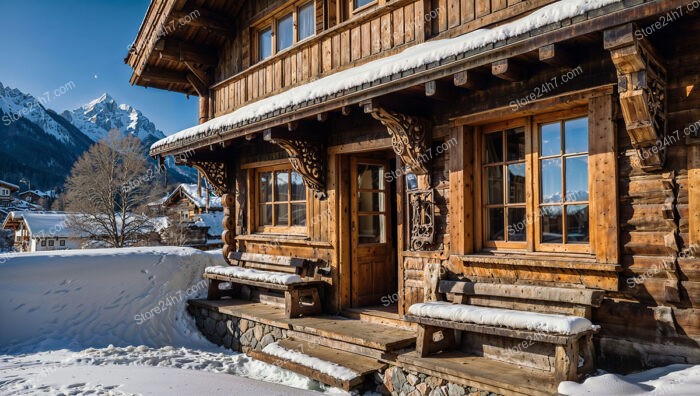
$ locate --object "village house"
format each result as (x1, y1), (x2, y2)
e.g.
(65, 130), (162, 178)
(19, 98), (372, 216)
(17, 190), (55, 210)
(0, 180), (19, 206)
(1, 211), (79, 252)
(127, 0), (700, 394)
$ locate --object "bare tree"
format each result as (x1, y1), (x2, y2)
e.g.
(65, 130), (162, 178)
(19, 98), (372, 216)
(63, 129), (162, 247)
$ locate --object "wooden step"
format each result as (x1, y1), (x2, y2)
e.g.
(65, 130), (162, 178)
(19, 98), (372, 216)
(398, 351), (557, 396)
(342, 307), (417, 331)
(249, 338), (387, 391)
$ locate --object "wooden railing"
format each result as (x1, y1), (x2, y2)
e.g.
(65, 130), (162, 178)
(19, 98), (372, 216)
(210, 0), (556, 118)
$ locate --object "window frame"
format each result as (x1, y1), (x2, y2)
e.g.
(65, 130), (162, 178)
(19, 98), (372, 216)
(254, 163), (309, 235)
(476, 108), (591, 254)
(351, 0), (378, 14)
(532, 110), (591, 254)
(254, 0), (316, 63)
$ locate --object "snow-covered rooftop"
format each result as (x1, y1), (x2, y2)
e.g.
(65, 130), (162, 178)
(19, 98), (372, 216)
(151, 0), (621, 154)
(165, 183), (223, 209)
(0, 180), (20, 191)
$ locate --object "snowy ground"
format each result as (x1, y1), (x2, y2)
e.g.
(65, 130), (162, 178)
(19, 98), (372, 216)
(559, 365), (700, 395)
(0, 247), (339, 395)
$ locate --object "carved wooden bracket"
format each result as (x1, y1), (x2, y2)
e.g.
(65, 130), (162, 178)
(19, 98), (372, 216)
(365, 106), (432, 175)
(604, 24), (667, 171)
(408, 189), (435, 251)
(177, 158), (230, 196)
(263, 129), (327, 200)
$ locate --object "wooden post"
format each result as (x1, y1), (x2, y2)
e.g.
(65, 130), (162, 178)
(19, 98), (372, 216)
(589, 94), (619, 265)
(448, 126), (474, 254)
(690, 144), (700, 246)
(416, 324), (456, 357)
(199, 96), (209, 124)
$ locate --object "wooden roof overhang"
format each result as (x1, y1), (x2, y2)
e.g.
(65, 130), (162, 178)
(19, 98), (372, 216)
(125, 0), (244, 96)
(149, 0), (683, 162)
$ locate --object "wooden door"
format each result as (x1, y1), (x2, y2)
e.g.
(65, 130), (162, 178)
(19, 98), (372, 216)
(350, 157), (395, 307)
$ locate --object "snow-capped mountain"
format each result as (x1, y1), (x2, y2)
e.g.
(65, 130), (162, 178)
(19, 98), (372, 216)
(0, 84), (194, 190)
(0, 82), (86, 146)
(61, 93), (166, 145)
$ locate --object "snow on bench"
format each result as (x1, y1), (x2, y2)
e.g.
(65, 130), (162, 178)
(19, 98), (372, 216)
(408, 301), (595, 335)
(204, 265), (303, 286)
(262, 342), (358, 381)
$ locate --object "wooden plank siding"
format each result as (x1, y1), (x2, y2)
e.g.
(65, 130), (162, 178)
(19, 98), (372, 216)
(210, 0), (558, 117)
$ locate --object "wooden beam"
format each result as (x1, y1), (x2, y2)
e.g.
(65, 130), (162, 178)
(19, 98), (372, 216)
(316, 112), (328, 122)
(425, 80), (454, 101)
(491, 59), (525, 82)
(139, 67), (189, 85)
(538, 44), (576, 68)
(287, 121), (298, 131)
(170, 7), (234, 38)
(156, 39), (217, 67)
(690, 143), (700, 246)
(453, 70), (487, 90)
(341, 106), (352, 116)
(186, 73), (207, 97)
(449, 126), (474, 255)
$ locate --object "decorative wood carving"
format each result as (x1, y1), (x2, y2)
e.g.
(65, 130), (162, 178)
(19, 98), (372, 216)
(182, 159), (229, 196)
(408, 189), (435, 251)
(367, 107), (432, 175)
(263, 130), (327, 199)
(604, 24), (667, 171)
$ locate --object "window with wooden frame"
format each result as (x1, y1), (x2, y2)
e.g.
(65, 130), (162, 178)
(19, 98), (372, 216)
(352, 0), (377, 13)
(478, 110), (591, 253)
(254, 1), (316, 62)
(256, 165), (307, 233)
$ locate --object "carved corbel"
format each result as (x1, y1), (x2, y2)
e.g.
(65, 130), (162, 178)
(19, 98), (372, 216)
(177, 157), (230, 196)
(604, 24), (667, 171)
(408, 189), (435, 251)
(364, 105), (432, 176)
(263, 129), (327, 199)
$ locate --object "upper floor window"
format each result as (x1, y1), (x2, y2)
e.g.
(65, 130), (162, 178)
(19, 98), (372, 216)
(257, 166), (307, 233)
(480, 113), (590, 253)
(259, 26), (273, 60)
(256, 1), (316, 62)
(354, 0), (375, 11)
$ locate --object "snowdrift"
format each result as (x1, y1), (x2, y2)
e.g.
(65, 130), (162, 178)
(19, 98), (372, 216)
(0, 247), (222, 354)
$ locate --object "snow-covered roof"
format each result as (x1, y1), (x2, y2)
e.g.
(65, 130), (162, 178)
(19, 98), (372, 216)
(151, 0), (620, 154)
(0, 180), (20, 191)
(18, 212), (76, 239)
(164, 183), (223, 209)
(194, 212), (224, 237)
(18, 190), (54, 198)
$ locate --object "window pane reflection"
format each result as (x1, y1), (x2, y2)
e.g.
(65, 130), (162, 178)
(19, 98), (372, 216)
(291, 172), (305, 200)
(507, 128), (525, 161)
(507, 163), (526, 204)
(275, 172), (289, 201)
(508, 207), (526, 241)
(565, 156), (588, 201)
(541, 159), (562, 203)
(260, 172), (272, 202)
(298, 2), (315, 41)
(565, 118), (588, 154)
(291, 203), (306, 226)
(277, 14), (293, 51)
(359, 191), (384, 212)
(485, 132), (503, 163)
(487, 208), (504, 241)
(541, 122), (561, 157)
(566, 205), (589, 243)
(259, 27), (272, 60)
(486, 166), (503, 205)
(358, 215), (385, 244)
(541, 206), (563, 243)
(357, 164), (384, 190)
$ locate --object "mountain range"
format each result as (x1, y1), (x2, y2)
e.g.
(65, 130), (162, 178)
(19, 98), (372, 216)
(0, 83), (194, 191)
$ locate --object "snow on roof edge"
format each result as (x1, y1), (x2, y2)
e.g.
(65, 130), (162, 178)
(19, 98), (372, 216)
(150, 0), (622, 155)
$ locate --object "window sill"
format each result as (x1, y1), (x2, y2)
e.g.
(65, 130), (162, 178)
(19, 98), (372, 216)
(453, 252), (621, 272)
(236, 233), (333, 248)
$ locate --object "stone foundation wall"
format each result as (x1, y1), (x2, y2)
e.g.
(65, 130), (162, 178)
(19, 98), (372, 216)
(372, 366), (502, 396)
(187, 303), (288, 352)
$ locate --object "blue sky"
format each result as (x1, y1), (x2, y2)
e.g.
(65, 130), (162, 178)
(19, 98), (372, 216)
(0, 0), (198, 135)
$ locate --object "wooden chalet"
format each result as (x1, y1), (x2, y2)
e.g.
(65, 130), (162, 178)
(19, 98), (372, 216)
(127, 0), (700, 394)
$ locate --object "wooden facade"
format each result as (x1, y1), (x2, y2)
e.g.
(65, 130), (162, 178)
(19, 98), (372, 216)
(128, 0), (700, 389)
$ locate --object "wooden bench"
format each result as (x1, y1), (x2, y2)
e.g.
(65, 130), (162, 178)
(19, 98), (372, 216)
(203, 252), (328, 318)
(405, 280), (605, 383)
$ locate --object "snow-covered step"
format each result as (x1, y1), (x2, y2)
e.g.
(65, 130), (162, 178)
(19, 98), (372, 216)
(248, 338), (387, 391)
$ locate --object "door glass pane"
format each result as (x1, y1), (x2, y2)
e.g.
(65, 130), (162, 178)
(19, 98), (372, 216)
(359, 191), (384, 212)
(357, 164), (384, 190)
(291, 203), (306, 226)
(541, 206), (563, 243)
(541, 122), (561, 157)
(541, 158), (562, 203)
(275, 203), (288, 225)
(487, 208), (505, 241)
(259, 172), (272, 202)
(566, 205), (589, 243)
(291, 172), (305, 200)
(507, 128), (525, 161)
(358, 215), (385, 244)
(298, 2), (315, 41)
(508, 207), (526, 242)
(507, 163), (525, 204)
(260, 204), (272, 226)
(484, 132), (503, 164)
(485, 166), (503, 205)
(277, 14), (293, 51)
(275, 172), (289, 201)
(565, 155), (589, 202)
(259, 27), (272, 60)
(565, 117), (588, 154)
